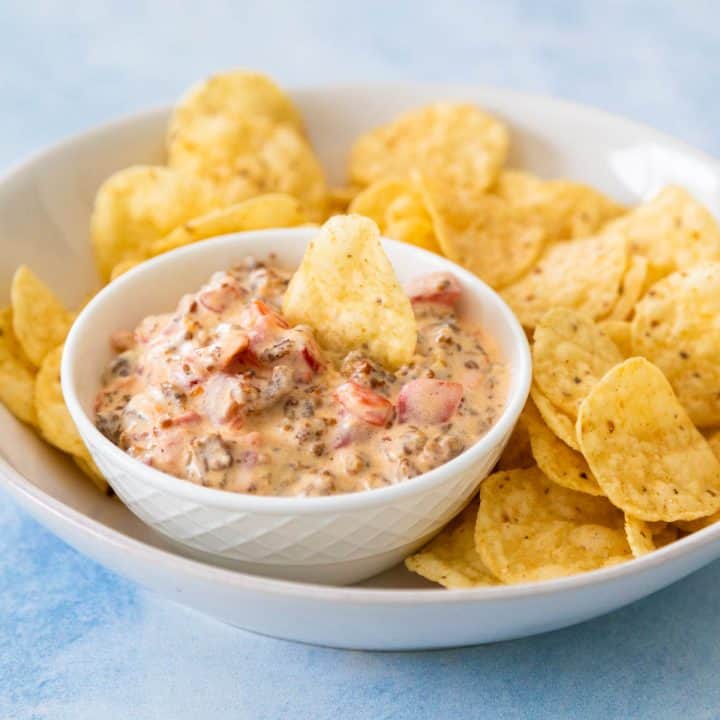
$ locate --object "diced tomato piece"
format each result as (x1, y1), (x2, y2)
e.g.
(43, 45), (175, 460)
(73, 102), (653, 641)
(169, 411), (202, 426)
(216, 329), (250, 371)
(202, 374), (244, 424)
(334, 381), (394, 427)
(251, 299), (290, 329)
(397, 379), (463, 424)
(198, 282), (242, 313)
(404, 272), (462, 306)
(247, 300), (292, 357)
(301, 341), (324, 374)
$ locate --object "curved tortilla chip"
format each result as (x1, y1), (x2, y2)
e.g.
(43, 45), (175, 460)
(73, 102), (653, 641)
(0, 307), (37, 424)
(494, 170), (625, 242)
(282, 215), (416, 369)
(421, 176), (545, 289)
(578, 357), (720, 521)
(11, 266), (73, 366)
(405, 500), (500, 588)
(34, 345), (87, 457)
(532, 308), (622, 420)
(91, 166), (215, 280)
(152, 194), (306, 256)
(501, 232), (627, 328)
(349, 103), (508, 192)
(168, 114), (327, 220)
(524, 400), (602, 496)
(169, 70), (304, 140)
(476, 467), (629, 583)
(631, 264), (720, 427)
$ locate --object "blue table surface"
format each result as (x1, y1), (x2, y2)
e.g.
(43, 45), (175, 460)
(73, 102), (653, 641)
(3, 1), (720, 718)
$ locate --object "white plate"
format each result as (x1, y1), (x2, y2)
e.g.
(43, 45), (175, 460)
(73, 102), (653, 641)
(2, 84), (720, 650)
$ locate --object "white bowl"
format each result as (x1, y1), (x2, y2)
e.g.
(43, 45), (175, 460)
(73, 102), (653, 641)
(3, 84), (720, 648)
(61, 228), (531, 584)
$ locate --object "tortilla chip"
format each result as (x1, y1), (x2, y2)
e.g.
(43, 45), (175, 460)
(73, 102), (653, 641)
(631, 264), (720, 427)
(34, 345), (87, 457)
(604, 185), (720, 283)
(349, 103), (508, 193)
(151, 194), (306, 255)
(168, 114), (327, 220)
(91, 166), (215, 280)
(494, 170), (625, 242)
(532, 308), (623, 420)
(11, 265), (73, 366)
(577, 357), (720, 521)
(349, 177), (441, 253)
(0, 307), (37, 424)
(524, 400), (603, 496)
(501, 231), (627, 328)
(282, 215), (416, 369)
(405, 500), (500, 587)
(421, 175), (545, 288)
(530, 385), (581, 451)
(476, 467), (629, 583)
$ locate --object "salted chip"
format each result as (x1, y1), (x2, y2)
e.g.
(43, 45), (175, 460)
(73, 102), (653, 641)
(34, 345), (87, 457)
(282, 215), (416, 369)
(501, 231), (627, 328)
(73, 453), (110, 494)
(598, 320), (633, 358)
(11, 266), (73, 367)
(532, 308), (623, 420)
(0, 307), (37, 424)
(91, 166), (215, 280)
(169, 70), (304, 141)
(349, 178), (440, 253)
(673, 432), (720, 529)
(631, 264), (720, 427)
(624, 516), (678, 557)
(530, 385), (580, 451)
(577, 357), (720, 521)
(349, 103), (508, 193)
(405, 500), (500, 587)
(605, 255), (647, 321)
(496, 408), (534, 471)
(151, 194), (306, 256)
(604, 185), (720, 283)
(110, 258), (142, 281)
(420, 176), (545, 289)
(524, 400), (602, 495)
(476, 467), (629, 583)
(168, 114), (327, 220)
(494, 170), (625, 242)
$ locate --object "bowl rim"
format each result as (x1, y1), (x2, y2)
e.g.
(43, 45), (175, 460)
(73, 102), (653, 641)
(2, 81), (720, 605)
(62, 227), (532, 515)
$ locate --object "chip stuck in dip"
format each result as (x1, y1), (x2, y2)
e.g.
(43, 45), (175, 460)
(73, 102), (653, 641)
(94, 216), (509, 497)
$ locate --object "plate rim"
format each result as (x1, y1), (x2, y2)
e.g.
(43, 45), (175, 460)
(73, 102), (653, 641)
(3, 81), (720, 605)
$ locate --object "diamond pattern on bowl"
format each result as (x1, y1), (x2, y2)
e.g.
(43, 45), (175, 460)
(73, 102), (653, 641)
(93, 438), (505, 566)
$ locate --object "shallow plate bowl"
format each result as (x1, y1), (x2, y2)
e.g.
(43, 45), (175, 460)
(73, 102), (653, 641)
(2, 84), (720, 648)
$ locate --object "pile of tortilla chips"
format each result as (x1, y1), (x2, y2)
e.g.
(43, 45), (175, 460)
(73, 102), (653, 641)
(4, 70), (720, 583)
(408, 272), (720, 586)
(344, 97), (720, 586)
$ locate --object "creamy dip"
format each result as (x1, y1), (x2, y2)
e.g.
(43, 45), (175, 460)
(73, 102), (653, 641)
(95, 258), (509, 496)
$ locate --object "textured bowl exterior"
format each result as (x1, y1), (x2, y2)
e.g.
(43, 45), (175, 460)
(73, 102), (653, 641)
(88, 430), (508, 584)
(63, 229), (530, 585)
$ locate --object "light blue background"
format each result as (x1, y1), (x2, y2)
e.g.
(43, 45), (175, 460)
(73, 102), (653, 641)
(2, 2), (720, 718)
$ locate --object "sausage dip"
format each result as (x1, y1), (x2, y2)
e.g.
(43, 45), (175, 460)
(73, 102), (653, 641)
(95, 258), (509, 497)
